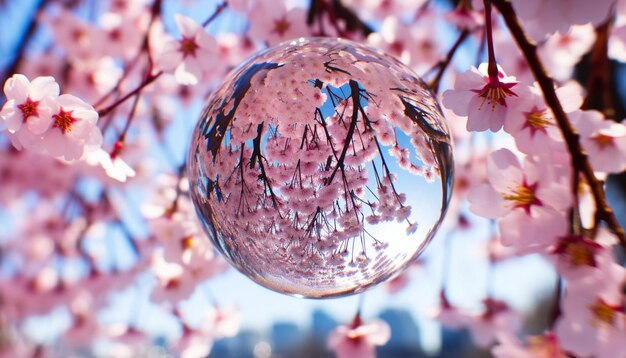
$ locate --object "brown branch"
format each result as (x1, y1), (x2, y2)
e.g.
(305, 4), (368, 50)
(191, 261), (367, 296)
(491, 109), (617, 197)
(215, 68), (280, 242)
(429, 29), (471, 93)
(96, 71), (163, 117)
(202, 1), (228, 27)
(491, 0), (626, 248)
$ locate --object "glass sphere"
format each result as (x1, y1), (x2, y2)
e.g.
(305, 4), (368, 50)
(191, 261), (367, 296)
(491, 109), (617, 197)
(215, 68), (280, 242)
(187, 38), (453, 298)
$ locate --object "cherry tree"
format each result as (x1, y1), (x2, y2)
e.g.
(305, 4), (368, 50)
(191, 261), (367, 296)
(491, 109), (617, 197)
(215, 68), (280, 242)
(1, 0), (626, 357)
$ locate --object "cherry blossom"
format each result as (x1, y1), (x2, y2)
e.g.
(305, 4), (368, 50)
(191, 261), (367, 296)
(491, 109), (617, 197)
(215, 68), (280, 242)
(156, 14), (219, 85)
(39, 94), (103, 161)
(466, 299), (523, 348)
(367, 13), (440, 73)
(503, 83), (581, 155)
(468, 149), (571, 251)
(570, 110), (626, 173)
(430, 293), (471, 330)
(246, 1), (309, 45)
(327, 315), (391, 358)
(538, 25), (596, 81)
(555, 284), (626, 358)
(442, 63), (524, 132)
(0, 74), (59, 149)
(511, 0), (615, 40)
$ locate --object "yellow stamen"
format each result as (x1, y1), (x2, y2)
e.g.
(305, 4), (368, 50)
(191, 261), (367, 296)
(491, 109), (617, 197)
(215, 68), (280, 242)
(18, 98), (38, 120)
(52, 110), (75, 134)
(503, 185), (535, 206)
(589, 300), (616, 325)
(527, 111), (551, 129)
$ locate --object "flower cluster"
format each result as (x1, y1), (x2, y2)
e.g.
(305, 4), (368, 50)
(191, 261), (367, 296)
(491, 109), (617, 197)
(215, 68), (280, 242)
(1, 74), (102, 161)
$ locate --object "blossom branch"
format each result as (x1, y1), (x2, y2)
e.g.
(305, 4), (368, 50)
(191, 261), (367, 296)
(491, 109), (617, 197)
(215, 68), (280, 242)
(491, 0), (626, 248)
(96, 71), (163, 117)
(202, 1), (228, 27)
(429, 29), (471, 93)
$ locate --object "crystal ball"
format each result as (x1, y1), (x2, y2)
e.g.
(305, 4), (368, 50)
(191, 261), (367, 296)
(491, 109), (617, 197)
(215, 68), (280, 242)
(187, 38), (453, 298)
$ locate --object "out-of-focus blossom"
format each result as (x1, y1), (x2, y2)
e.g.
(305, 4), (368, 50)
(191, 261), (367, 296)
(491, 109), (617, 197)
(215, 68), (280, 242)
(156, 14), (219, 85)
(466, 299), (523, 348)
(538, 25), (596, 82)
(555, 284), (626, 358)
(570, 110), (626, 173)
(328, 315), (391, 358)
(511, 0), (615, 40)
(246, 1), (309, 45)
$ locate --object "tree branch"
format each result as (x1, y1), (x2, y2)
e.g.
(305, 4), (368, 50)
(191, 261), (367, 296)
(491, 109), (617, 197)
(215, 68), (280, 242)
(491, 0), (626, 248)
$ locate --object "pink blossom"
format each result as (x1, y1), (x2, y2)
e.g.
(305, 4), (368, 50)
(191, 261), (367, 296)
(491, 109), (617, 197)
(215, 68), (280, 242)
(550, 231), (626, 293)
(430, 293), (471, 330)
(156, 14), (219, 85)
(538, 25), (596, 81)
(171, 327), (213, 358)
(246, 2), (309, 45)
(467, 299), (523, 348)
(97, 11), (144, 59)
(555, 284), (626, 358)
(39, 94), (103, 161)
(442, 64), (522, 132)
(201, 305), (241, 338)
(327, 316), (391, 358)
(468, 149), (570, 251)
(85, 148), (137, 183)
(511, 0), (615, 40)
(1, 74), (59, 149)
(341, 0), (427, 21)
(570, 110), (626, 173)
(367, 14), (440, 73)
(504, 83), (581, 155)
(67, 57), (123, 103)
(43, 7), (104, 60)
(443, 6), (483, 30)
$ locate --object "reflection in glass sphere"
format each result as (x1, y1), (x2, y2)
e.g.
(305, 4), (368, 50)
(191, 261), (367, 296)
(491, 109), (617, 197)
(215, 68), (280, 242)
(187, 38), (453, 298)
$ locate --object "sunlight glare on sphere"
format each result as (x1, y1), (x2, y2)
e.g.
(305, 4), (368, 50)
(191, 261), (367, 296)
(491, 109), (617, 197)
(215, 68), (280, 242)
(187, 37), (453, 298)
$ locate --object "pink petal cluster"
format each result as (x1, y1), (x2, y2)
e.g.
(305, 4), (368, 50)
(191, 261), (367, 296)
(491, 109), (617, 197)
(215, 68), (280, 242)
(511, 0), (615, 40)
(1, 74), (102, 162)
(156, 15), (220, 85)
(327, 316), (391, 358)
(442, 64), (524, 132)
(468, 149), (571, 252)
(570, 110), (626, 173)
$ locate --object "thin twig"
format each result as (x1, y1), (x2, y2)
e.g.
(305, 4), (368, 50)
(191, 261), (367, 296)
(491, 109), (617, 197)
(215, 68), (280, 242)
(429, 29), (471, 93)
